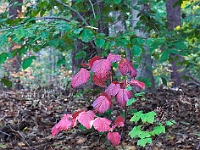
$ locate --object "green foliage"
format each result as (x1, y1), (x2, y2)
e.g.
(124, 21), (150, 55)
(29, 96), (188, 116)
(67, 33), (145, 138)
(0, 143), (6, 149)
(22, 56), (36, 70)
(1, 78), (12, 88)
(129, 111), (165, 147)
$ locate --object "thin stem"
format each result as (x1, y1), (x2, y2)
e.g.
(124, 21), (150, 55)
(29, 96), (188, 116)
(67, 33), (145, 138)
(89, 0), (96, 18)
(0, 130), (11, 137)
(7, 124), (31, 148)
(119, 108), (127, 150)
(55, 0), (89, 26)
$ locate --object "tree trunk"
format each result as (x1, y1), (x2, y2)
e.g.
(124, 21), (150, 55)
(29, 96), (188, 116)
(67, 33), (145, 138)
(9, 0), (23, 90)
(166, 0), (184, 87)
(132, 0), (155, 93)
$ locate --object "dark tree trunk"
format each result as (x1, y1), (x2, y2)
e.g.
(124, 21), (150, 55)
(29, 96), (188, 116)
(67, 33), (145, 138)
(166, 0), (184, 87)
(71, 0), (108, 75)
(9, 0), (23, 90)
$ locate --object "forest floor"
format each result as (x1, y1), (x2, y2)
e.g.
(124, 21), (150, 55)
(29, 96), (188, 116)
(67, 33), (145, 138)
(0, 84), (200, 150)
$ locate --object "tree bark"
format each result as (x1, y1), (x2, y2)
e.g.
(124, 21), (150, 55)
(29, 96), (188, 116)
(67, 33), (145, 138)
(9, 0), (23, 90)
(166, 0), (184, 87)
(132, 0), (155, 93)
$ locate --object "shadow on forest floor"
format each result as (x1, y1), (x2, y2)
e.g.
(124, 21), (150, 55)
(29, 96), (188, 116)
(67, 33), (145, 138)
(0, 84), (200, 150)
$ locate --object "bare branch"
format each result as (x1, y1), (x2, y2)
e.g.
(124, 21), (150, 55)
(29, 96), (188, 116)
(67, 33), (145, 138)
(55, 0), (89, 25)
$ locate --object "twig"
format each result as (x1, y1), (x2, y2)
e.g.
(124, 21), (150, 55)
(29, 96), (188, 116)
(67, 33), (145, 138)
(55, 0), (89, 26)
(36, 16), (71, 22)
(89, 0), (96, 18)
(119, 109), (127, 150)
(0, 130), (11, 137)
(7, 124), (31, 148)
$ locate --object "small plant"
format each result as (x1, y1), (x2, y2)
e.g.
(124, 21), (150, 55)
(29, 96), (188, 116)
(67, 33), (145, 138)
(51, 53), (165, 147)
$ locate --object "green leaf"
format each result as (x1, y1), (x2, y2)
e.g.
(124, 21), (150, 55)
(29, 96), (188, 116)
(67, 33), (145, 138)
(1, 78), (12, 88)
(137, 138), (152, 147)
(126, 98), (136, 106)
(15, 27), (28, 40)
(75, 51), (86, 60)
(130, 111), (143, 123)
(22, 56), (36, 70)
(166, 120), (176, 126)
(114, 0), (121, 4)
(129, 126), (142, 138)
(134, 92), (145, 97)
(129, 126), (151, 139)
(161, 77), (167, 86)
(0, 143), (7, 149)
(80, 29), (94, 42)
(141, 111), (156, 124)
(95, 38), (105, 48)
(151, 125), (165, 135)
(132, 45), (142, 56)
(79, 124), (86, 130)
(0, 34), (7, 47)
(160, 50), (169, 62)
(126, 85), (132, 91)
(0, 53), (8, 64)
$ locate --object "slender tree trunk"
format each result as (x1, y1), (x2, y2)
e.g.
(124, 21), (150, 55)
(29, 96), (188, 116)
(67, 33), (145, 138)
(132, 0), (155, 93)
(9, 0), (23, 90)
(166, 0), (184, 87)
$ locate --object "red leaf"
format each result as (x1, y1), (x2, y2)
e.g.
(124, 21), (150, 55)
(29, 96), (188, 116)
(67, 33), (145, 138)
(88, 56), (101, 68)
(112, 116), (124, 129)
(91, 59), (111, 78)
(118, 58), (137, 77)
(129, 79), (146, 89)
(93, 117), (111, 132)
(81, 63), (89, 68)
(71, 68), (90, 88)
(105, 82), (120, 99)
(78, 110), (95, 129)
(92, 74), (107, 87)
(72, 110), (82, 119)
(116, 89), (132, 107)
(107, 132), (121, 146)
(107, 53), (121, 63)
(92, 95), (111, 114)
(52, 114), (75, 137)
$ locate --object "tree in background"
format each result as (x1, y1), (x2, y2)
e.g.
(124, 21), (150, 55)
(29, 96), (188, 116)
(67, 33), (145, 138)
(8, 0), (23, 89)
(0, 0), (199, 91)
(166, 0), (185, 87)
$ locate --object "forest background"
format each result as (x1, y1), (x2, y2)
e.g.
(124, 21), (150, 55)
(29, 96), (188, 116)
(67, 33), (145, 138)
(0, 0), (200, 149)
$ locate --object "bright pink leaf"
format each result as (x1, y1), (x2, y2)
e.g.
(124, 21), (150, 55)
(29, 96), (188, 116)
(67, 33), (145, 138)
(129, 79), (146, 89)
(114, 116), (125, 128)
(107, 132), (121, 146)
(77, 110), (95, 129)
(52, 114), (75, 137)
(92, 95), (111, 114)
(105, 82), (120, 99)
(93, 117), (111, 132)
(88, 56), (101, 68)
(91, 59), (111, 78)
(118, 58), (137, 77)
(71, 68), (90, 88)
(116, 89), (132, 107)
(107, 53), (121, 63)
